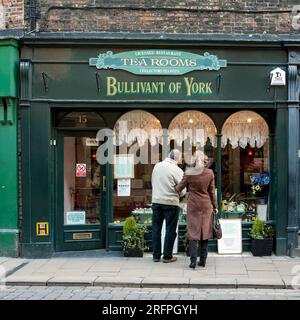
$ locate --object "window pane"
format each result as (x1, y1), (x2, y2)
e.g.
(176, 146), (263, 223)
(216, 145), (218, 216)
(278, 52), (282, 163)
(64, 137), (101, 225)
(221, 140), (270, 221)
(113, 142), (159, 224)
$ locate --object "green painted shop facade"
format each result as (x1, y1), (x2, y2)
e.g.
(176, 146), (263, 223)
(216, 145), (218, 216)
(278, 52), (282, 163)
(0, 39), (19, 257)
(17, 34), (300, 258)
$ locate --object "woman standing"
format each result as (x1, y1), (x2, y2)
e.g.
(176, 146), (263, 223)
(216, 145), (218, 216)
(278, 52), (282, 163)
(175, 152), (218, 269)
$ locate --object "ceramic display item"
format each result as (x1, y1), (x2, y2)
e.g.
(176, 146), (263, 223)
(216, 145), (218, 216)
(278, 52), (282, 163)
(222, 200), (228, 211)
(227, 201), (237, 212)
(236, 202), (247, 212)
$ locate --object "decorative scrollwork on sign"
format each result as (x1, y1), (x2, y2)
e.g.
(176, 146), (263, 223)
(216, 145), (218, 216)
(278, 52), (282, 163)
(95, 51), (114, 69)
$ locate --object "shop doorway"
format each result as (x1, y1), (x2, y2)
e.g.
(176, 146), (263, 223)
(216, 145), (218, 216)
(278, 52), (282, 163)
(55, 131), (107, 251)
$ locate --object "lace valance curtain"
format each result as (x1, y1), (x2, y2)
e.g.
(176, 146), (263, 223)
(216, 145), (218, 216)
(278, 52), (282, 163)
(221, 111), (269, 149)
(168, 111), (217, 147)
(114, 110), (163, 146)
(113, 110), (269, 149)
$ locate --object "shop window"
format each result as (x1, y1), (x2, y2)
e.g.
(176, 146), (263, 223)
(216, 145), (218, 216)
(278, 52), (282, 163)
(168, 110), (217, 170)
(56, 111), (106, 128)
(168, 111), (218, 225)
(221, 111), (270, 221)
(113, 110), (162, 224)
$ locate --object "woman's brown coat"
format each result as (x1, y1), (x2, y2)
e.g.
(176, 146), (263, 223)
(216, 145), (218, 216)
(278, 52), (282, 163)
(175, 168), (218, 241)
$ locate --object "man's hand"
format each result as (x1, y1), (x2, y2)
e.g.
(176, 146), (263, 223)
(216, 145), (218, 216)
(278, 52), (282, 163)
(179, 196), (185, 202)
(213, 208), (218, 215)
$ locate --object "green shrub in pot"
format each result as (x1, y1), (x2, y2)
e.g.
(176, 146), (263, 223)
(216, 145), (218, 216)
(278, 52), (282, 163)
(122, 217), (148, 257)
(249, 218), (274, 256)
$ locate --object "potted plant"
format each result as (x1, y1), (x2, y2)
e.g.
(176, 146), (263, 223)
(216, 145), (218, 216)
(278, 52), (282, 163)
(249, 218), (274, 256)
(122, 216), (148, 257)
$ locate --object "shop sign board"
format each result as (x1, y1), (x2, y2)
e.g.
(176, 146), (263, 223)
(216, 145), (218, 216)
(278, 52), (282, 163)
(89, 50), (227, 99)
(218, 219), (242, 254)
(89, 50), (227, 75)
(66, 211), (86, 225)
(85, 138), (99, 146)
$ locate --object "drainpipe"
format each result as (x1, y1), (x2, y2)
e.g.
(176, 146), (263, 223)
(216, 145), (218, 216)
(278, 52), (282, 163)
(29, 0), (37, 31)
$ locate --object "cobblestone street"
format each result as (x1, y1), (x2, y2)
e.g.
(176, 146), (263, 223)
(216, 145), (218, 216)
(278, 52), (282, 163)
(1, 286), (300, 300)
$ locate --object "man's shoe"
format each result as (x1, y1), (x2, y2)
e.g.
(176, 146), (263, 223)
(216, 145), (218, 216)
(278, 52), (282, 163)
(162, 257), (177, 263)
(153, 258), (160, 262)
(189, 261), (196, 269)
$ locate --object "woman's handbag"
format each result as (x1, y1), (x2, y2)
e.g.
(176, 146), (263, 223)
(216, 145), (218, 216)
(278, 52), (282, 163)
(212, 214), (222, 240)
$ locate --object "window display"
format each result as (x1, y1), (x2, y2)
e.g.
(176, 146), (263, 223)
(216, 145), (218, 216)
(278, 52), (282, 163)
(221, 111), (270, 221)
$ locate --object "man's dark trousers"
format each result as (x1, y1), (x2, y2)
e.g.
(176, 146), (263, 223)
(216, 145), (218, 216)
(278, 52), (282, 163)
(152, 203), (179, 260)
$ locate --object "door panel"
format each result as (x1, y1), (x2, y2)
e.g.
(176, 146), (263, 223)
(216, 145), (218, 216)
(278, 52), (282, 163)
(55, 131), (106, 251)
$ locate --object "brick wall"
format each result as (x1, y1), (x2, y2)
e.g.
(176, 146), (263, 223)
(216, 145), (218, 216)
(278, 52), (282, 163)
(2, 0), (300, 34)
(0, 0), (24, 30)
(26, 0), (300, 34)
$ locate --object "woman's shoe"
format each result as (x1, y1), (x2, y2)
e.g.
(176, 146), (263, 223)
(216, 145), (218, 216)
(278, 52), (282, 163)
(198, 260), (206, 267)
(189, 261), (196, 269)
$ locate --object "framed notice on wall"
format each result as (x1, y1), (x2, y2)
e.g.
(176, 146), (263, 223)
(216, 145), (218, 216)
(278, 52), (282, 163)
(114, 154), (134, 179)
(218, 219), (242, 254)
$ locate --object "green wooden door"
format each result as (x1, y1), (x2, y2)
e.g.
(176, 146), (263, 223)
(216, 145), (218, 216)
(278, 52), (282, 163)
(55, 131), (106, 251)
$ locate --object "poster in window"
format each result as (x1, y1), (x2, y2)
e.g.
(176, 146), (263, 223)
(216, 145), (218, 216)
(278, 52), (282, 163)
(66, 211), (86, 225)
(76, 163), (87, 177)
(114, 154), (134, 179)
(117, 179), (131, 197)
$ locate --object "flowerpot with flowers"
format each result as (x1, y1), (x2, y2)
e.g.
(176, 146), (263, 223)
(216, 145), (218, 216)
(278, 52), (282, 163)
(122, 216), (148, 257)
(250, 172), (270, 205)
(249, 218), (274, 256)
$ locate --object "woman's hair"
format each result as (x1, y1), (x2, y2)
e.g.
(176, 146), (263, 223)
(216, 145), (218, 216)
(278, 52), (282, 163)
(193, 150), (205, 169)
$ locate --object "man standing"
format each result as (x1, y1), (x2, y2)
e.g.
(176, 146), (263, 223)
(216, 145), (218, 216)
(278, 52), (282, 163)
(151, 149), (186, 263)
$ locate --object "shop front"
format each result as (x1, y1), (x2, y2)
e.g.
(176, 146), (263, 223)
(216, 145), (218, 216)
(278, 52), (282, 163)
(19, 35), (297, 258)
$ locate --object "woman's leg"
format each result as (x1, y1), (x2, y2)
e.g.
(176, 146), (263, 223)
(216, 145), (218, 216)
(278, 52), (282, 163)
(189, 240), (197, 268)
(198, 239), (209, 267)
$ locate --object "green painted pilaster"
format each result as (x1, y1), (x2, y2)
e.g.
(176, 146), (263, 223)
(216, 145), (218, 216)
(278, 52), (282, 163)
(0, 40), (19, 257)
(275, 107), (288, 255)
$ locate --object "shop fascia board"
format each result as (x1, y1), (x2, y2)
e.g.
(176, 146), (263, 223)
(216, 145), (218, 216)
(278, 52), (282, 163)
(20, 32), (300, 48)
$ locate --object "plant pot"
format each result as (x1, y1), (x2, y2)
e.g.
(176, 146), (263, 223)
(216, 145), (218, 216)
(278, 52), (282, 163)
(251, 238), (273, 256)
(124, 247), (144, 257)
(257, 197), (267, 205)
